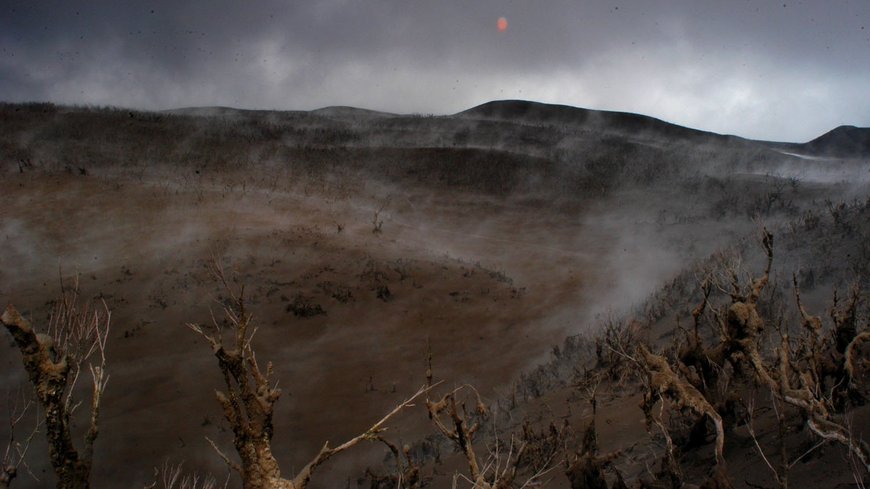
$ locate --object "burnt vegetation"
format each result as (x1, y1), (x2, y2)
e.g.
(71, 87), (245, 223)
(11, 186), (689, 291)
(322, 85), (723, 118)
(1, 101), (836, 200)
(1, 101), (869, 488)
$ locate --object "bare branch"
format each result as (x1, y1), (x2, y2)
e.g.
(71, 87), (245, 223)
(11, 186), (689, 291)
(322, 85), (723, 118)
(205, 438), (242, 475)
(744, 397), (782, 487)
(291, 383), (437, 489)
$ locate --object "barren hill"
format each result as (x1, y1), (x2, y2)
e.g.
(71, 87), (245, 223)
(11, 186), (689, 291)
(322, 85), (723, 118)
(799, 124), (870, 157)
(458, 99), (738, 141)
(0, 101), (868, 489)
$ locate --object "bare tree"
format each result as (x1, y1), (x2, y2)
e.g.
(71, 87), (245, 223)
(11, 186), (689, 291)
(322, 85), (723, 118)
(187, 259), (430, 489)
(1, 280), (110, 489)
(636, 345), (730, 487)
(713, 234), (870, 473)
(565, 405), (623, 489)
(629, 229), (869, 487)
(423, 346), (565, 488)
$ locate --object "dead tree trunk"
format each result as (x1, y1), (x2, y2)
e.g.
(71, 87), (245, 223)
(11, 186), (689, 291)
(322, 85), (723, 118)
(189, 259), (428, 489)
(1, 286), (110, 489)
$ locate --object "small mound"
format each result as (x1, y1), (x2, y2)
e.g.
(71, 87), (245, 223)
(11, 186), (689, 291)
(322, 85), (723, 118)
(310, 106), (396, 119)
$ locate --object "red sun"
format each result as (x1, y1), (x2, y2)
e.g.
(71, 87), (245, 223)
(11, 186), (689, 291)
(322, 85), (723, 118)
(497, 17), (508, 32)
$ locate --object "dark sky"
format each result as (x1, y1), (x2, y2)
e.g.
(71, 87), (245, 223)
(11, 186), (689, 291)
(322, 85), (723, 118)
(2, 0), (868, 141)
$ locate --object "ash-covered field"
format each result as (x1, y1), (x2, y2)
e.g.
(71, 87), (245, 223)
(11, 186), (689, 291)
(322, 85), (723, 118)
(1, 100), (868, 488)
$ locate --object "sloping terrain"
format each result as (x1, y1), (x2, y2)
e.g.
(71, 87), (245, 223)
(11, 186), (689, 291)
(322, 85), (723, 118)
(0, 100), (867, 488)
(794, 125), (870, 158)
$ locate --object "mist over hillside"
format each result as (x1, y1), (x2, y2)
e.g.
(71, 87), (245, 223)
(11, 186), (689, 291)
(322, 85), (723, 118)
(1, 100), (868, 489)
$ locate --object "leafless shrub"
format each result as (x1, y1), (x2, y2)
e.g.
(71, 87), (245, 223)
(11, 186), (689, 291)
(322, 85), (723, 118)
(424, 347), (565, 488)
(1, 391), (42, 489)
(740, 391), (824, 489)
(636, 345), (728, 483)
(594, 318), (644, 390)
(371, 200), (388, 234)
(565, 404), (624, 489)
(144, 461), (226, 489)
(317, 282), (354, 304)
(623, 229), (869, 487)
(286, 293), (326, 318)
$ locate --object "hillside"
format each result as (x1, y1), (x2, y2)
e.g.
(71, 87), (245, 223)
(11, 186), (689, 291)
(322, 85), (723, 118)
(458, 99), (738, 142)
(799, 125), (870, 157)
(0, 101), (868, 489)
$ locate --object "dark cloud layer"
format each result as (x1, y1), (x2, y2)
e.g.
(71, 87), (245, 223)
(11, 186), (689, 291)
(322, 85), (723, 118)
(2, 0), (868, 141)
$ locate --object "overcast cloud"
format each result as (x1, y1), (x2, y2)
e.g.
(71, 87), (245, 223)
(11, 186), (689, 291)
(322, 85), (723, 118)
(2, 0), (868, 141)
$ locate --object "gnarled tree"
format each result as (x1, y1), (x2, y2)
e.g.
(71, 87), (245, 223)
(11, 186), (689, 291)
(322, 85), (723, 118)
(633, 229), (869, 487)
(1, 281), (110, 489)
(188, 259), (428, 489)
